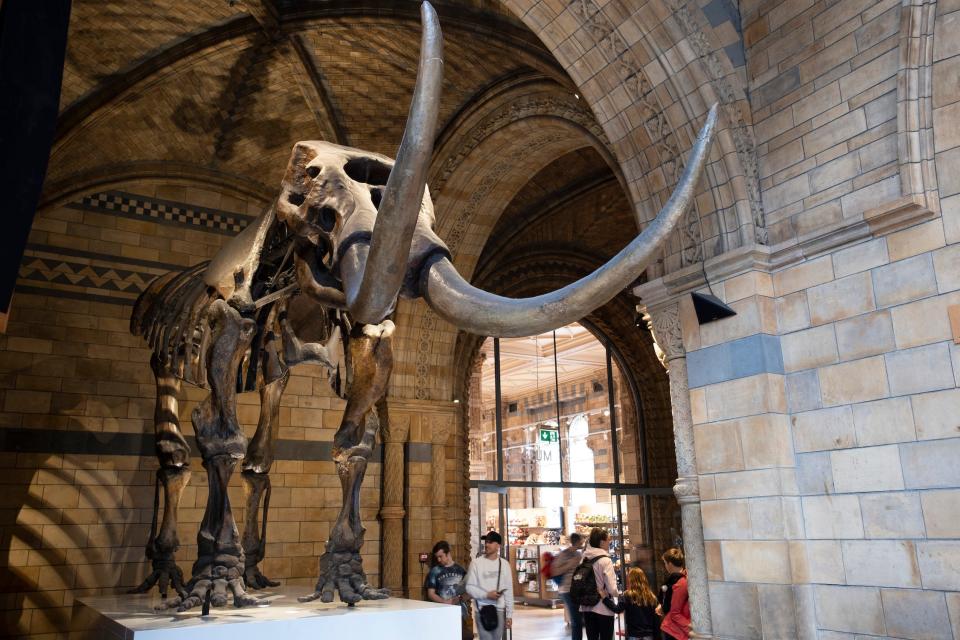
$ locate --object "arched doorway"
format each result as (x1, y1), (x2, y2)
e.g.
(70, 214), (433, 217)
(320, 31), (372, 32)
(465, 321), (674, 612)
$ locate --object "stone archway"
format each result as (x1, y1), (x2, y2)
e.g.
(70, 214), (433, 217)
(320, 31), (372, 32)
(501, 0), (764, 273)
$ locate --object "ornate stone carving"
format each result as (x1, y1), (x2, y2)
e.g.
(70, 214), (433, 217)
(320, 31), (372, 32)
(431, 414), (453, 445)
(645, 303), (684, 363)
(381, 415), (409, 511)
(382, 411), (411, 445)
(431, 415), (454, 541)
(432, 95), (608, 193)
(666, 0), (767, 246)
(643, 301), (711, 637)
(379, 408), (409, 594)
(568, 0), (703, 265)
(673, 475), (701, 505)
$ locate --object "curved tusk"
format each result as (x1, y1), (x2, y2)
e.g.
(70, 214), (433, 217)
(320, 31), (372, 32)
(340, 1), (444, 325)
(421, 103), (719, 337)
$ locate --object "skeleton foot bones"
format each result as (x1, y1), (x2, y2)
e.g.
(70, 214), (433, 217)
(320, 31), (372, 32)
(164, 557), (259, 611)
(154, 455), (261, 612)
(300, 320), (394, 605)
(298, 550), (389, 605)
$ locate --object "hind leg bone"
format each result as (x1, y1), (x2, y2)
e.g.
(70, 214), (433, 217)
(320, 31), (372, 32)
(129, 355), (190, 600)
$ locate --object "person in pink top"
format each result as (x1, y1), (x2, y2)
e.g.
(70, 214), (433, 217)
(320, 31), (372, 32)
(579, 528), (620, 640)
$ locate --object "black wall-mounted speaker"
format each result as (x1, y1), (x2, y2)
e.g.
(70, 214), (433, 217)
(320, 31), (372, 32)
(691, 291), (737, 325)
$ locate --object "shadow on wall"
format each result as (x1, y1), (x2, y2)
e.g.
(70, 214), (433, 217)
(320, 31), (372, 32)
(0, 401), (153, 636)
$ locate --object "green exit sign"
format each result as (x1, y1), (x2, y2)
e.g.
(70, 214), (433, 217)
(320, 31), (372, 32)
(539, 428), (559, 443)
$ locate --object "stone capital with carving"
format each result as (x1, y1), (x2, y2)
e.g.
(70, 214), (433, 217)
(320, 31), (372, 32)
(382, 413), (411, 444)
(431, 415), (454, 445)
(645, 302), (685, 363)
(673, 475), (701, 505)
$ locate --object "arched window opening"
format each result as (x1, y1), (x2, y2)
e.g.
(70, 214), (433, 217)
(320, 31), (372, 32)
(567, 414), (595, 508)
(467, 321), (665, 605)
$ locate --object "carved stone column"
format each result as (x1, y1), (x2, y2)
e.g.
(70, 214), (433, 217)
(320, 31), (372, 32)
(379, 412), (410, 595)
(466, 353), (486, 561)
(431, 415), (453, 543)
(647, 303), (713, 639)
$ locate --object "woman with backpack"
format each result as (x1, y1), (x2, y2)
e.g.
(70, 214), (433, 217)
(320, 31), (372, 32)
(602, 567), (662, 640)
(574, 527), (619, 640)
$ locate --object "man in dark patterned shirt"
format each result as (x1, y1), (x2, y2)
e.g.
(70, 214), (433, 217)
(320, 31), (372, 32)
(426, 540), (471, 639)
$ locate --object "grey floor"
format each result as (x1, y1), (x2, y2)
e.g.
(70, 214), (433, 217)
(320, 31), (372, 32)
(508, 605), (570, 640)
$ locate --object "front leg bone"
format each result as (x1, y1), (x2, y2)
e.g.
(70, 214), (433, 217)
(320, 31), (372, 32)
(299, 321), (393, 605)
(161, 300), (259, 611)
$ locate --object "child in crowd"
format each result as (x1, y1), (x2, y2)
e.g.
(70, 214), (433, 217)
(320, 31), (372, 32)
(602, 566), (661, 640)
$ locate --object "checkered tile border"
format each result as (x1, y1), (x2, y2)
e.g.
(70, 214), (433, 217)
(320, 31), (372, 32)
(69, 191), (254, 235)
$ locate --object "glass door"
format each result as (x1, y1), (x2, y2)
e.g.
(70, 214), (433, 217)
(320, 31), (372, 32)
(476, 485), (507, 556)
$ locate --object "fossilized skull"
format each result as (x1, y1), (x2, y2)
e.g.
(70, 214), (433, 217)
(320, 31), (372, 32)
(277, 144), (387, 269)
(277, 142), (447, 314)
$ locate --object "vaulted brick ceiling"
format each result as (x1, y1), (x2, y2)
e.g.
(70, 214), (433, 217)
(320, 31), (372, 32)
(48, 0), (576, 198)
(477, 147), (635, 278)
(47, 0), (631, 313)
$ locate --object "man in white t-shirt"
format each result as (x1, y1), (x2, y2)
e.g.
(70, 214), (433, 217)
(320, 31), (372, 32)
(464, 531), (514, 640)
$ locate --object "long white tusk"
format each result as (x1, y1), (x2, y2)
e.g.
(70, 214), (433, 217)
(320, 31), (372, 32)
(340, 1), (443, 325)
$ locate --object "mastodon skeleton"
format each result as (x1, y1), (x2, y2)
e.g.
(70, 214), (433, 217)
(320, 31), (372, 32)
(128, 1), (719, 611)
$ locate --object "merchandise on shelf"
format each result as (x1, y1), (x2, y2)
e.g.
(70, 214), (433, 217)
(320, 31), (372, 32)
(507, 524), (529, 545)
(506, 507), (563, 545)
(574, 511), (613, 524)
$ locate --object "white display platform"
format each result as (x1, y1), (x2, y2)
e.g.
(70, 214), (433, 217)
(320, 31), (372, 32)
(70, 589), (461, 640)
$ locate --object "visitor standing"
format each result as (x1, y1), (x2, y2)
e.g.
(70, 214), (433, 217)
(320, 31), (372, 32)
(602, 566), (662, 640)
(426, 540), (472, 640)
(465, 531), (513, 640)
(656, 548), (690, 640)
(552, 532), (585, 639)
(578, 528), (619, 640)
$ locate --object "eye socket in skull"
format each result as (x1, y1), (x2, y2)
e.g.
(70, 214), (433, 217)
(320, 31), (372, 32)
(343, 157), (392, 186)
(309, 206), (339, 233)
(278, 142), (408, 304)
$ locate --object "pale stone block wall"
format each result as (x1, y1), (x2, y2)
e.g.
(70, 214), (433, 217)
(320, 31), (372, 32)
(679, 222), (960, 637)
(641, 1), (960, 637)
